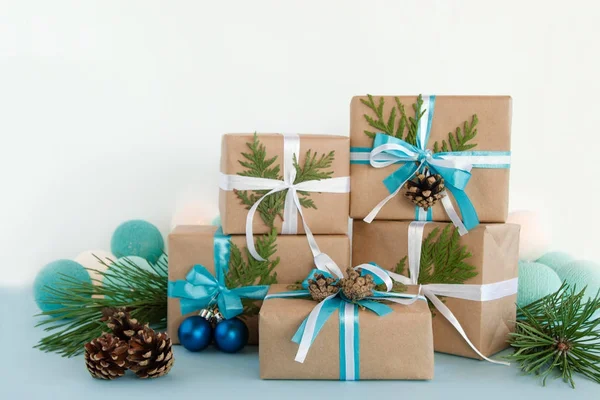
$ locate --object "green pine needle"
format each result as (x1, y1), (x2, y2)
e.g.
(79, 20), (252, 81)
(508, 283), (600, 388)
(361, 95), (478, 152)
(34, 255), (168, 358)
(234, 133), (335, 228)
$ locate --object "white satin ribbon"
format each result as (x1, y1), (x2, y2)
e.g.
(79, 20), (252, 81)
(389, 221), (518, 365)
(219, 133), (350, 263)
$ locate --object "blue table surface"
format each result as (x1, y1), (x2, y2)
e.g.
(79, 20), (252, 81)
(1, 287), (597, 400)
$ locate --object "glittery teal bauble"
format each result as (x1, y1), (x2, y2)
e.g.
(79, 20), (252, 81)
(33, 260), (91, 312)
(110, 220), (164, 264)
(213, 318), (248, 353)
(554, 260), (600, 300)
(517, 261), (562, 308)
(536, 252), (574, 274)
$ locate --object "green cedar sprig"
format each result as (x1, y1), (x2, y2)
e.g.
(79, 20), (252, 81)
(508, 283), (600, 388)
(235, 133), (335, 228)
(393, 225), (477, 285)
(226, 229), (279, 316)
(34, 255), (168, 357)
(361, 94), (478, 152)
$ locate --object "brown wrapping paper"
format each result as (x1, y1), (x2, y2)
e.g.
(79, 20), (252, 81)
(259, 284), (434, 380)
(350, 96), (511, 222)
(168, 225), (350, 345)
(352, 220), (520, 359)
(220, 133), (350, 235)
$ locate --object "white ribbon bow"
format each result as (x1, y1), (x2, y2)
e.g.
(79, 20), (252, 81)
(219, 133), (350, 268)
(386, 221), (518, 365)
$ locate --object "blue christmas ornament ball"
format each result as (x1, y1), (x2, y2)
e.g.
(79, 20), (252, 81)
(111, 220), (164, 264)
(178, 316), (213, 352)
(33, 259), (91, 312)
(213, 318), (249, 353)
(517, 261), (562, 308)
(211, 215), (221, 226)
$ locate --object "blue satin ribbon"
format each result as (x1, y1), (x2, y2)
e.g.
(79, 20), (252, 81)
(267, 267), (422, 380)
(167, 227), (269, 320)
(350, 95), (511, 230)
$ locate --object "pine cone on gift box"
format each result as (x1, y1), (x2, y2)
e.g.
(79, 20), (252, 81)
(341, 267), (375, 302)
(101, 307), (145, 341)
(404, 169), (446, 210)
(84, 333), (129, 380)
(127, 327), (174, 379)
(308, 273), (339, 302)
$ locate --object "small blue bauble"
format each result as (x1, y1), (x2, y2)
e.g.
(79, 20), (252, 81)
(213, 318), (248, 353)
(211, 215), (221, 226)
(178, 316), (213, 352)
(33, 259), (91, 312)
(555, 260), (600, 300)
(111, 220), (164, 264)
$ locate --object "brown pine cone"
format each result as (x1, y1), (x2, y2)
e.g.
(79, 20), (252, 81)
(404, 169), (446, 210)
(127, 327), (174, 379)
(101, 307), (145, 341)
(340, 267), (375, 301)
(84, 333), (129, 380)
(307, 273), (339, 302)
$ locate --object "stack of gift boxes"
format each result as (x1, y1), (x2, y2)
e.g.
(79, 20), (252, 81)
(167, 95), (520, 380)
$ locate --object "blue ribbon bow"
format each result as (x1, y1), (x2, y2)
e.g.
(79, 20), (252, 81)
(168, 227), (269, 320)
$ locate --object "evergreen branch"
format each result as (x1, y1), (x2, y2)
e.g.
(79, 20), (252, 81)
(225, 229), (279, 316)
(235, 134), (335, 228)
(34, 254), (168, 357)
(433, 114), (478, 153)
(508, 283), (600, 388)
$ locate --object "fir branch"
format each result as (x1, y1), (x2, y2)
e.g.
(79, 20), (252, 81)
(508, 283), (600, 388)
(34, 255), (168, 358)
(433, 114), (479, 153)
(226, 229), (279, 316)
(235, 134), (335, 229)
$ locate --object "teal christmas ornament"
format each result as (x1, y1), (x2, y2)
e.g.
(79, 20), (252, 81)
(517, 261), (562, 308)
(178, 316), (213, 352)
(536, 251), (574, 273)
(33, 259), (91, 312)
(211, 215), (221, 226)
(554, 260), (600, 300)
(111, 220), (164, 264)
(213, 318), (248, 353)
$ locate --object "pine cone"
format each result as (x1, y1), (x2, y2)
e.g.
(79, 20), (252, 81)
(404, 169), (446, 210)
(127, 327), (174, 379)
(101, 307), (145, 341)
(84, 333), (129, 380)
(340, 267), (375, 301)
(307, 273), (339, 302)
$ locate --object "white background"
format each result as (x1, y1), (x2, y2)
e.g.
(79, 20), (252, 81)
(1, 0), (599, 286)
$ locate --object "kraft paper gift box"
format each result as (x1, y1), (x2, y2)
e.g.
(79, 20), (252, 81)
(219, 133), (350, 235)
(350, 95), (512, 225)
(259, 284), (434, 380)
(352, 220), (520, 359)
(167, 225), (350, 345)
